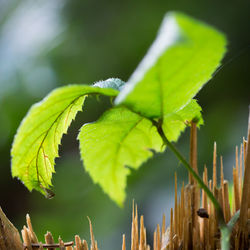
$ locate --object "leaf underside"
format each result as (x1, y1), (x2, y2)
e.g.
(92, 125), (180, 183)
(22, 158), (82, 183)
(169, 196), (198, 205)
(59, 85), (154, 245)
(11, 79), (124, 196)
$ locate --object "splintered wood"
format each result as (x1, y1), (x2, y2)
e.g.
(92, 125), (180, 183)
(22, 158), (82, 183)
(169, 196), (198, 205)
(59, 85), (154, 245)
(20, 214), (95, 250)
(0, 207), (23, 249)
(124, 121), (249, 250)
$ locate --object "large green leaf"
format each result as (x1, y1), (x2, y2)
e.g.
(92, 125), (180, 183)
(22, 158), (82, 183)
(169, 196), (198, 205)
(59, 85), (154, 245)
(78, 100), (202, 205)
(78, 107), (163, 205)
(11, 79), (125, 196)
(115, 12), (226, 119)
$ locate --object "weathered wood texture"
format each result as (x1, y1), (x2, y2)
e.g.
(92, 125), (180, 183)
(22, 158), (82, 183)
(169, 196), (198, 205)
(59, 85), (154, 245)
(0, 207), (23, 250)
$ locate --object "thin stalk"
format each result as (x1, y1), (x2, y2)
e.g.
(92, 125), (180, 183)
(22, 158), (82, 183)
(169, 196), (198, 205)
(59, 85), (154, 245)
(155, 122), (231, 249)
(221, 210), (240, 250)
(220, 228), (231, 250)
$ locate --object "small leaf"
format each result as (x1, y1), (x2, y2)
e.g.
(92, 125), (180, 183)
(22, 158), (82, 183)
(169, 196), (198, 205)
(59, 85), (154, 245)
(11, 79), (123, 196)
(227, 210), (240, 232)
(94, 78), (125, 91)
(78, 107), (163, 205)
(163, 99), (203, 142)
(116, 12), (226, 119)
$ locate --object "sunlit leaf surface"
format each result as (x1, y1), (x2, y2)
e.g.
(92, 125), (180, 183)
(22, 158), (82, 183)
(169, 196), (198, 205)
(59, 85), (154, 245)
(78, 100), (203, 205)
(11, 79), (124, 196)
(116, 12), (226, 119)
(78, 107), (163, 205)
(162, 99), (203, 142)
(11, 11), (227, 206)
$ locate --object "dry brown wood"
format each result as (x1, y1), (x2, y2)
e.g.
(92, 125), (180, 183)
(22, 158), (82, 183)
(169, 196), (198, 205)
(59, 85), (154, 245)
(45, 231), (55, 250)
(233, 167), (240, 211)
(156, 224), (160, 250)
(135, 205), (139, 249)
(161, 214), (165, 239)
(213, 142), (217, 190)
(29, 241), (74, 248)
(82, 240), (89, 250)
(153, 231), (156, 250)
(0, 207), (23, 250)
(239, 143), (243, 198)
(22, 226), (32, 250)
(139, 216), (145, 250)
(189, 122), (198, 185)
(169, 208), (173, 250)
(87, 217), (96, 250)
(174, 173), (178, 236)
(26, 214), (38, 244)
(58, 237), (66, 250)
(122, 234), (126, 250)
(238, 109), (250, 249)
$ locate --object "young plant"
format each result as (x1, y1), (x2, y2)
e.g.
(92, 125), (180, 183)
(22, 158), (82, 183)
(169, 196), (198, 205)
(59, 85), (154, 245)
(11, 12), (237, 249)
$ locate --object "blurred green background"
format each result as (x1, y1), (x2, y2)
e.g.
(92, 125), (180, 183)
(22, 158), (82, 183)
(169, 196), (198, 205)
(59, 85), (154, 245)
(0, 0), (249, 248)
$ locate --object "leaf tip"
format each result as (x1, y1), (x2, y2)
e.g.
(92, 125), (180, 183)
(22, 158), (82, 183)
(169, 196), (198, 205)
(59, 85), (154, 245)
(40, 185), (55, 199)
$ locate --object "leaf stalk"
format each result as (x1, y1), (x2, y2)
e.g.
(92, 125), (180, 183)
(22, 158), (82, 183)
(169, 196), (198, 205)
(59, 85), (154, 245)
(154, 120), (234, 250)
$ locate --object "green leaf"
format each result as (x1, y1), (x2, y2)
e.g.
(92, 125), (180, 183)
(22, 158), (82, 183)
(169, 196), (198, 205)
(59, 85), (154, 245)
(115, 12), (226, 119)
(227, 210), (240, 232)
(11, 79), (124, 196)
(78, 107), (163, 205)
(78, 100), (202, 205)
(163, 99), (203, 142)
(94, 78), (125, 91)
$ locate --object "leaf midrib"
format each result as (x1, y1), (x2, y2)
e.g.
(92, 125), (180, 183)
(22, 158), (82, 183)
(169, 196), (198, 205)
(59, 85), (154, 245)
(111, 117), (144, 186)
(34, 94), (86, 187)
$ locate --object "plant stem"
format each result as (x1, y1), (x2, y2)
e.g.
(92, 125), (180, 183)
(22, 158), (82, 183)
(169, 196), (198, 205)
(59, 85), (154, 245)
(220, 227), (231, 250)
(154, 121), (231, 249)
